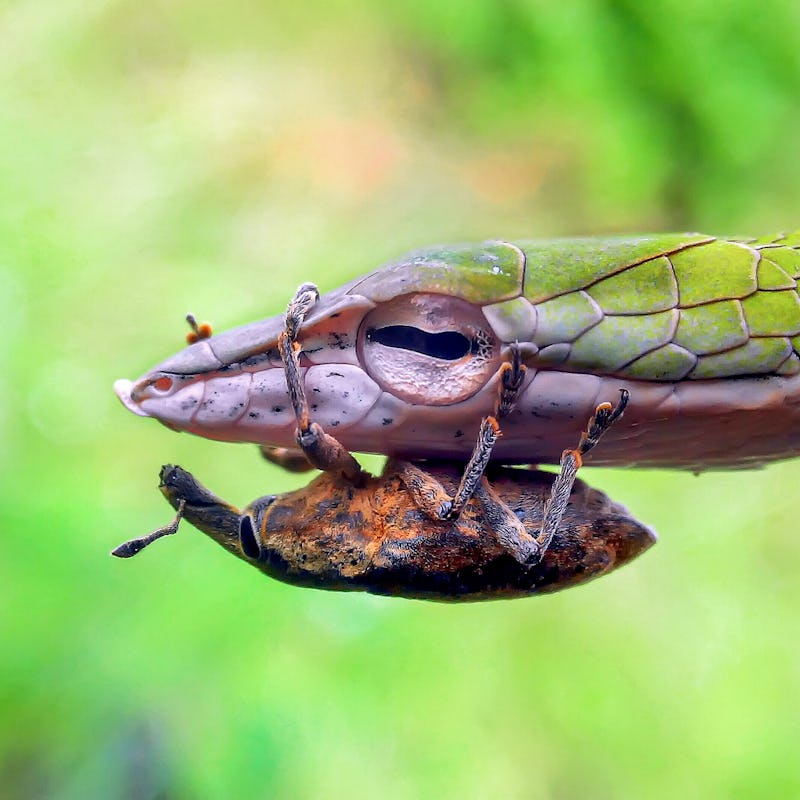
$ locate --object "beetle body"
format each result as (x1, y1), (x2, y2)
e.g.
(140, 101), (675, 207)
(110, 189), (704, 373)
(115, 231), (800, 469)
(154, 462), (655, 601)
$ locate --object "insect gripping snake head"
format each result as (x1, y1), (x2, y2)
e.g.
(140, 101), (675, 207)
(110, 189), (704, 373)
(146, 464), (657, 601)
(113, 242), (529, 453)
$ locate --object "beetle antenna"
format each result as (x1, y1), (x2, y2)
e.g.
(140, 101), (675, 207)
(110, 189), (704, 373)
(111, 500), (186, 558)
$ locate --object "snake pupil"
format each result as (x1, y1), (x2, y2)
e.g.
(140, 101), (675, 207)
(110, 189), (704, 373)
(367, 326), (472, 360)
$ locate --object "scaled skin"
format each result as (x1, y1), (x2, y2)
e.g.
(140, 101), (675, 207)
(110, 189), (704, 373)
(115, 232), (800, 469)
(155, 462), (656, 601)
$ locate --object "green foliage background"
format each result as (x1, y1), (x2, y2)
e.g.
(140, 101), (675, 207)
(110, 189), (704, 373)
(3, 1), (800, 797)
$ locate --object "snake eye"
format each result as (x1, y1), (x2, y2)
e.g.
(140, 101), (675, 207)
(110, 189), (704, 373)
(367, 326), (474, 360)
(357, 293), (500, 405)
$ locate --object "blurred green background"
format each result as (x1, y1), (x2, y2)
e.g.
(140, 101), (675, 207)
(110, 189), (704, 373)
(3, 1), (800, 797)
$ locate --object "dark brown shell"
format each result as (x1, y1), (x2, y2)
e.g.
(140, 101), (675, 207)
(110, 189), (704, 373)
(159, 462), (655, 602)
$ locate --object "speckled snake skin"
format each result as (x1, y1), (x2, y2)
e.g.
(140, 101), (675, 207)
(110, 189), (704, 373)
(115, 231), (800, 470)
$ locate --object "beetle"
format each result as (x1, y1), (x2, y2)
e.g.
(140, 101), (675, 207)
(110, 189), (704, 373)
(113, 388), (655, 600)
(115, 231), (800, 471)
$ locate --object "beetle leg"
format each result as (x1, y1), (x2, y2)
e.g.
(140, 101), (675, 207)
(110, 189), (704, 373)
(463, 389), (629, 566)
(284, 282), (320, 341)
(445, 416), (502, 517)
(495, 342), (527, 419)
(392, 461), (454, 519)
(396, 415), (502, 521)
(396, 347), (528, 520)
(534, 389), (629, 559)
(444, 346), (528, 516)
(258, 444), (315, 473)
(278, 283), (364, 483)
(472, 478), (539, 564)
(279, 283), (320, 434)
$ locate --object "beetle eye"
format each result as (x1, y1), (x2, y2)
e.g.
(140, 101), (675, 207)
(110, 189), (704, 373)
(239, 514), (261, 559)
(358, 293), (500, 405)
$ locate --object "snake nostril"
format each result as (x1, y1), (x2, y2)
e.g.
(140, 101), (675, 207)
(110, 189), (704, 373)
(153, 376), (174, 393)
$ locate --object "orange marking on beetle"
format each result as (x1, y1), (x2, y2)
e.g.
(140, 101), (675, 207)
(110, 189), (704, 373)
(113, 462), (656, 601)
